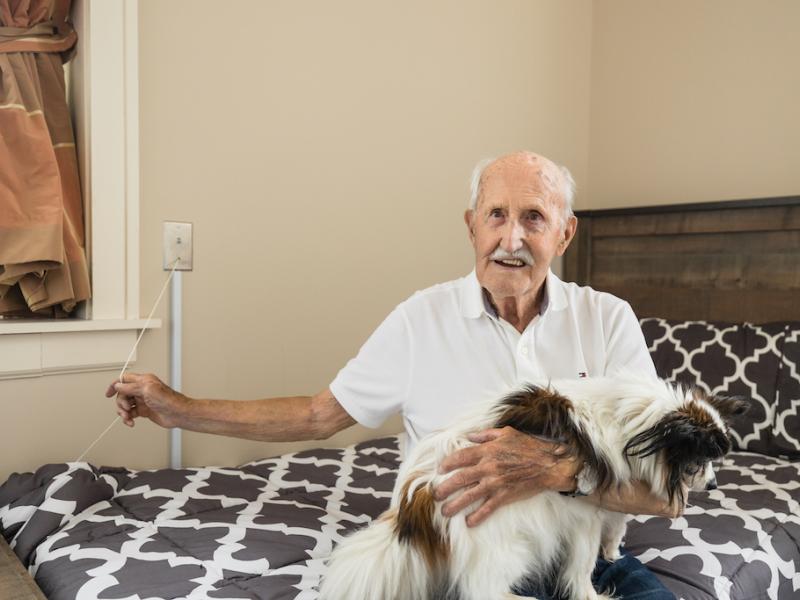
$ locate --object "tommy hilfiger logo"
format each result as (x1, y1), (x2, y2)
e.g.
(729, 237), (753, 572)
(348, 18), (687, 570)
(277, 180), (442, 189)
(578, 372), (587, 378)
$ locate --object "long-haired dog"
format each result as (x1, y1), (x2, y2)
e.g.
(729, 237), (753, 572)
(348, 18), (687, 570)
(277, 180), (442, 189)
(320, 376), (746, 600)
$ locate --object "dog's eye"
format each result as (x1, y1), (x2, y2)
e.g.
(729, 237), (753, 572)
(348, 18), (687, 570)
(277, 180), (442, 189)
(684, 465), (701, 476)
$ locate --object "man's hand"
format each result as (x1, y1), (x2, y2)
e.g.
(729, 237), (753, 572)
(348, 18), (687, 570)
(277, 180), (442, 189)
(105, 372), (186, 429)
(433, 426), (581, 527)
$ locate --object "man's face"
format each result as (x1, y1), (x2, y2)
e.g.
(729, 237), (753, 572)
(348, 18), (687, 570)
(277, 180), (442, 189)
(464, 156), (577, 304)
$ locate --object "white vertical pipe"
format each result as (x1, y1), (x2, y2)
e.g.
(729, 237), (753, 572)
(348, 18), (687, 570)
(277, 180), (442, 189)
(169, 270), (183, 468)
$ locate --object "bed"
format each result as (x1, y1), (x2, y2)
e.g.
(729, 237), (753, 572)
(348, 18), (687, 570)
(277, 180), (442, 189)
(2, 197), (799, 600)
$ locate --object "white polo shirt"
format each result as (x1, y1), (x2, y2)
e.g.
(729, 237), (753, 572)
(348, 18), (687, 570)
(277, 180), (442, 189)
(330, 270), (656, 452)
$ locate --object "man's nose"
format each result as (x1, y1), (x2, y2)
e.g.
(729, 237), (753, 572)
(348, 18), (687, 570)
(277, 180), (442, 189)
(500, 220), (525, 252)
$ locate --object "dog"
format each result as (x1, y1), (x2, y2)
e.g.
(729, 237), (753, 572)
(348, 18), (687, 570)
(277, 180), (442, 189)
(320, 375), (746, 600)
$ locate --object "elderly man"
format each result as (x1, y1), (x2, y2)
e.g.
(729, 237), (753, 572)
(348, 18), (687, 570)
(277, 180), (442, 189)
(109, 151), (675, 599)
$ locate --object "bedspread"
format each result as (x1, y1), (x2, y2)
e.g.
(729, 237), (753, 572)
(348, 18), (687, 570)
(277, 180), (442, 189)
(0, 437), (400, 600)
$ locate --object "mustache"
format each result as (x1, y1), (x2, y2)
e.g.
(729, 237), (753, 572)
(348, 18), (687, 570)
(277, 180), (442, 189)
(488, 247), (535, 266)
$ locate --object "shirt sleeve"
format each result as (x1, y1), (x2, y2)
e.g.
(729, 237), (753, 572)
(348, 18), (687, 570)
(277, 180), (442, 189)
(603, 300), (657, 377)
(329, 305), (411, 428)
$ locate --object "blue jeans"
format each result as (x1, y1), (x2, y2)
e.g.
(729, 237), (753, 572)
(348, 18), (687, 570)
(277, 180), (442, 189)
(514, 548), (675, 599)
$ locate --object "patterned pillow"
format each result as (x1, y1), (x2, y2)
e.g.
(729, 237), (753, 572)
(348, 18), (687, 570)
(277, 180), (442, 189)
(640, 319), (798, 457)
(774, 326), (800, 457)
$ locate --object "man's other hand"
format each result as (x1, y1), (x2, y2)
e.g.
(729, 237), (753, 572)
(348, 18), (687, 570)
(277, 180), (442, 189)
(433, 426), (580, 527)
(105, 372), (185, 429)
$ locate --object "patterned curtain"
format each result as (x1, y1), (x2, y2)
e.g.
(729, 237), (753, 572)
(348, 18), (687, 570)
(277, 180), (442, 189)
(0, 0), (89, 318)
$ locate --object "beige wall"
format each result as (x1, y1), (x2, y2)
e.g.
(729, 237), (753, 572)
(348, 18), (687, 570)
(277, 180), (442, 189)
(586, 0), (800, 209)
(0, 337), (169, 479)
(0, 0), (593, 480)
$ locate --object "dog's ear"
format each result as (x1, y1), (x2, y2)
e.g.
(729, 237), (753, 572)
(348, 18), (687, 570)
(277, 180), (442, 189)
(625, 405), (731, 506)
(625, 406), (731, 463)
(495, 385), (614, 491)
(703, 393), (750, 422)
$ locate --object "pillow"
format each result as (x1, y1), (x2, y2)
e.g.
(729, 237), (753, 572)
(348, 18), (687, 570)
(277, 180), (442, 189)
(640, 318), (794, 456)
(773, 326), (800, 457)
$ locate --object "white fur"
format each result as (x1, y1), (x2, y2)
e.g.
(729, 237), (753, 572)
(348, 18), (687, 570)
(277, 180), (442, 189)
(321, 375), (721, 600)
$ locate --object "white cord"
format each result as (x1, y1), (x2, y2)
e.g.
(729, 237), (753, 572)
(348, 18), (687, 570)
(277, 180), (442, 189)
(75, 259), (181, 463)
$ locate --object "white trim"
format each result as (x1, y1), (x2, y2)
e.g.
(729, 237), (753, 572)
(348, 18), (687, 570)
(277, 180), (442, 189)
(71, 0), (140, 320)
(0, 330), (142, 380)
(0, 319), (160, 335)
(169, 272), (182, 468)
(86, 0), (129, 319)
(124, 0), (140, 320)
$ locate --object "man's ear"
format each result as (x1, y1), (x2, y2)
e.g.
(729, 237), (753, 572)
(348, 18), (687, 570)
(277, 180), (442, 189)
(464, 209), (475, 244)
(556, 215), (578, 257)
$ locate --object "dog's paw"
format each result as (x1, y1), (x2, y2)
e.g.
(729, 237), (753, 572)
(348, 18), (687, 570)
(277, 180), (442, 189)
(601, 546), (623, 562)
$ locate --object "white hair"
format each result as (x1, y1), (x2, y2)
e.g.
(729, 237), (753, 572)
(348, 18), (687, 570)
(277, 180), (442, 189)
(468, 154), (576, 226)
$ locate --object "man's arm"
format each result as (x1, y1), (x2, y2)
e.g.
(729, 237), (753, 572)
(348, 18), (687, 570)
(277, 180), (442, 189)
(582, 479), (686, 518)
(107, 373), (356, 442)
(433, 427), (685, 527)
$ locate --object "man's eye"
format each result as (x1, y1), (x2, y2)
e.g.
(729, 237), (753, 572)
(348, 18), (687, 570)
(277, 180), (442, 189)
(526, 212), (543, 222)
(489, 209), (503, 218)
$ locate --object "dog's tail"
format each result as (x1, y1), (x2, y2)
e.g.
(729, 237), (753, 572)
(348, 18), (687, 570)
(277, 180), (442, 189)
(321, 479), (446, 600)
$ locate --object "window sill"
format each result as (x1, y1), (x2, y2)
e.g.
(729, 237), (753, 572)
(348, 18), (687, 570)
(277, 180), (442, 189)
(0, 319), (161, 380)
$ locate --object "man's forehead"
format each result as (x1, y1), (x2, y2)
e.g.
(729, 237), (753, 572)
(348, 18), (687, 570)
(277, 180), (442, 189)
(479, 155), (563, 208)
(484, 153), (561, 185)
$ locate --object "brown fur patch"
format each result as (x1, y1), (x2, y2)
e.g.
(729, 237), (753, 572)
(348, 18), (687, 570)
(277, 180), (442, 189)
(679, 401), (718, 428)
(495, 385), (614, 491)
(394, 475), (447, 568)
(496, 386), (577, 441)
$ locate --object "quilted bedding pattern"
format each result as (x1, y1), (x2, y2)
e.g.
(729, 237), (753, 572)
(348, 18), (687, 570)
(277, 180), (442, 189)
(0, 438), (400, 600)
(1, 435), (799, 599)
(625, 451), (800, 600)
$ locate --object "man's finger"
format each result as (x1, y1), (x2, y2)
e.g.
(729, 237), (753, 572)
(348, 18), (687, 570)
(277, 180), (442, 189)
(466, 428), (505, 444)
(434, 467), (482, 501)
(439, 446), (482, 473)
(114, 382), (139, 397)
(108, 371), (146, 396)
(118, 408), (133, 426)
(441, 482), (486, 517)
(116, 397), (135, 412)
(465, 494), (500, 527)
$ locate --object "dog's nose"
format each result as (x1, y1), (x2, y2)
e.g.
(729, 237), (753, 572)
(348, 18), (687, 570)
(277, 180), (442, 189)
(705, 478), (717, 491)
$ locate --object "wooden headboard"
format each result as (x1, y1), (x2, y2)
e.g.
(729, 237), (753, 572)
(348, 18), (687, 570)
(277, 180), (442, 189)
(562, 196), (800, 323)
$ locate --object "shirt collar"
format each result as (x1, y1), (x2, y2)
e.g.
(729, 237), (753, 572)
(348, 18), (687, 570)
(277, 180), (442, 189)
(459, 268), (568, 320)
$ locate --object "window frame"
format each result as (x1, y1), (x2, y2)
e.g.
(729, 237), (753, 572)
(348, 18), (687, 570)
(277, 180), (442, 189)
(0, 0), (159, 379)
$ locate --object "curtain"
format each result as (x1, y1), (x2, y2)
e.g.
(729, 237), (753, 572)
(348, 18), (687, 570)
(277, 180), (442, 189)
(0, 0), (89, 318)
